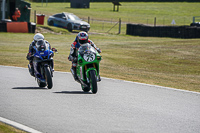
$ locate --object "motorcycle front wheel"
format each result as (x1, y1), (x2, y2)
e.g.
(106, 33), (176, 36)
(89, 70), (97, 94)
(44, 67), (53, 89)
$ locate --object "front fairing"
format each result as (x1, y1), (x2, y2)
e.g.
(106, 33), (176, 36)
(77, 43), (101, 82)
(33, 44), (54, 61)
(34, 50), (54, 61)
(78, 43), (97, 62)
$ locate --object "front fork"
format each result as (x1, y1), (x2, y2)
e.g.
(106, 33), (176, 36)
(33, 62), (53, 79)
(85, 68), (101, 83)
(43, 65), (54, 78)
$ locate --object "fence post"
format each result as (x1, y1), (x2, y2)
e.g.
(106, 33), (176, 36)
(118, 18), (121, 34)
(154, 17), (156, 27)
(34, 10), (36, 23)
(88, 17), (90, 24)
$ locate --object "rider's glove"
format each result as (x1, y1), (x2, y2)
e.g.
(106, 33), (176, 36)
(26, 52), (32, 60)
(68, 55), (77, 62)
(97, 48), (101, 54)
(52, 48), (57, 52)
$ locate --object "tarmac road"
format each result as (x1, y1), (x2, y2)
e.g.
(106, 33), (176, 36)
(0, 65), (200, 133)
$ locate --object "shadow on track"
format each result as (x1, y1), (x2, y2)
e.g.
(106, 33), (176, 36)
(12, 87), (48, 90)
(54, 91), (92, 94)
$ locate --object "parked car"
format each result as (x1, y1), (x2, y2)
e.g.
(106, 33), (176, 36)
(47, 12), (90, 32)
(190, 22), (200, 27)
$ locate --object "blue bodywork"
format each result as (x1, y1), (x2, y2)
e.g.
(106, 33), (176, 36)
(34, 47), (54, 60)
(33, 46), (54, 80)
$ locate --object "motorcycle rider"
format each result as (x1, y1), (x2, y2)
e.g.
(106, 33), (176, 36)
(26, 33), (56, 77)
(68, 31), (101, 81)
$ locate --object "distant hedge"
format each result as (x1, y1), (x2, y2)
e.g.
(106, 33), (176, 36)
(31, 0), (199, 2)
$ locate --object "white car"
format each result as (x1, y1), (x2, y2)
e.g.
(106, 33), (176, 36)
(47, 12), (90, 32)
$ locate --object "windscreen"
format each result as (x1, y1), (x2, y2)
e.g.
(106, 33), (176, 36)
(36, 40), (48, 51)
(78, 43), (96, 54)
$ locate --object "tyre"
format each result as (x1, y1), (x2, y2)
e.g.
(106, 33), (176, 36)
(49, 21), (54, 26)
(44, 67), (53, 89)
(67, 23), (72, 32)
(37, 79), (46, 88)
(89, 70), (97, 94)
(81, 84), (90, 92)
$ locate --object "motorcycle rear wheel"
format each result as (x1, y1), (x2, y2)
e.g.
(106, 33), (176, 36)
(44, 67), (53, 89)
(37, 79), (46, 88)
(90, 70), (97, 94)
(81, 84), (90, 92)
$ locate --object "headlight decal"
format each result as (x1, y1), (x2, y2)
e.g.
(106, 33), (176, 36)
(83, 53), (95, 62)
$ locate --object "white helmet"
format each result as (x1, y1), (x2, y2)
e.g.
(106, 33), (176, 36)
(33, 33), (44, 42)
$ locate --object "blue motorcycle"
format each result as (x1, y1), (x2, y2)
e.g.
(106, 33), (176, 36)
(28, 40), (57, 89)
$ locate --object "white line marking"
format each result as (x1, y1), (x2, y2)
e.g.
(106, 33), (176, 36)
(0, 117), (42, 133)
(102, 77), (200, 95)
(1, 65), (200, 95)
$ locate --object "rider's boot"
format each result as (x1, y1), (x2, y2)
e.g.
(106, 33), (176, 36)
(37, 75), (45, 83)
(28, 61), (34, 77)
(51, 60), (54, 72)
(98, 75), (101, 81)
(50, 61), (54, 77)
(71, 66), (78, 81)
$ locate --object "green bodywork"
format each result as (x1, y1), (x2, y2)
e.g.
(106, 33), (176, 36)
(76, 43), (101, 83)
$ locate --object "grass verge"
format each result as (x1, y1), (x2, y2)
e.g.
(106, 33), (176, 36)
(0, 122), (26, 133)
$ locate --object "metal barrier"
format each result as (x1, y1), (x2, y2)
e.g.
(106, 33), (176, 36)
(126, 24), (200, 38)
(193, 16), (200, 23)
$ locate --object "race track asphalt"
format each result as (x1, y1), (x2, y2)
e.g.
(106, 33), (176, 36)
(0, 65), (200, 133)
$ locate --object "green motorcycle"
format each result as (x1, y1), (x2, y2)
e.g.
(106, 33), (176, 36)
(71, 43), (102, 94)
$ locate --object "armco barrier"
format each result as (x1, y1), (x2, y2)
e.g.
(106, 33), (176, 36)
(0, 22), (7, 32)
(7, 22), (29, 33)
(0, 22), (36, 33)
(126, 24), (200, 38)
(28, 22), (36, 33)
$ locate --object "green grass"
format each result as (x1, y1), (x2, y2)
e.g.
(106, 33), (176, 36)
(0, 122), (26, 133)
(29, 2), (200, 25)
